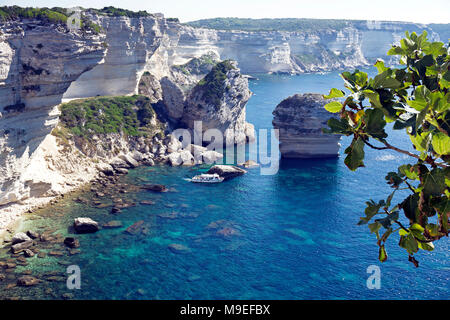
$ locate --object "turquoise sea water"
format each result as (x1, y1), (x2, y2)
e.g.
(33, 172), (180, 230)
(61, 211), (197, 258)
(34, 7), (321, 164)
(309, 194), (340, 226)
(1, 69), (448, 299)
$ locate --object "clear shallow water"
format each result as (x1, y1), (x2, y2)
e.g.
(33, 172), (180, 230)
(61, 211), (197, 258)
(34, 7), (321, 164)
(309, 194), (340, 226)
(1, 70), (448, 300)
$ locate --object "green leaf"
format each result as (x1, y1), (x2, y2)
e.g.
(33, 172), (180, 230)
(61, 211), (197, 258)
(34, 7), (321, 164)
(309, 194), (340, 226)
(385, 172), (403, 187)
(409, 131), (430, 152)
(362, 90), (382, 109)
(421, 168), (446, 197)
(379, 245), (388, 262)
(344, 136), (365, 171)
(401, 194), (419, 222)
(398, 164), (419, 180)
(399, 232), (419, 254)
(410, 223), (424, 234)
(387, 45), (404, 56)
(324, 101), (343, 113)
(431, 132), (450, 155)
(374, 59), (388, 73)
(418, 241), (435, 251)
(323, 118), (352, 135)
(425, 223), (440, 237)
(369, 221), (381, 233)
(363, 108), (387, 139)
(323, 88), (345, 99)
(373, 70), (401, 89)
(358, 200), (383, 225)
(440, 71), (450, 89)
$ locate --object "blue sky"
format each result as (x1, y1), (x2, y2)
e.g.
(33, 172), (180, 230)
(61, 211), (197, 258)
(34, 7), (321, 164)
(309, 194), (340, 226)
(1, 0), (449, 23)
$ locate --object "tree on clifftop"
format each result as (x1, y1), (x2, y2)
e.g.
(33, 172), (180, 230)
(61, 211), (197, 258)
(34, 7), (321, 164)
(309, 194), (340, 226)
(323, 31), (449, 267)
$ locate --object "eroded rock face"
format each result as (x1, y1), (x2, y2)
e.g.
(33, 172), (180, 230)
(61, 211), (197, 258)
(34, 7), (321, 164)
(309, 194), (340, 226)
(0, 20), (106, 207)
(272, 93), (341, 158)
(64, 14), (166, 98)
(182, 61), (253, 145)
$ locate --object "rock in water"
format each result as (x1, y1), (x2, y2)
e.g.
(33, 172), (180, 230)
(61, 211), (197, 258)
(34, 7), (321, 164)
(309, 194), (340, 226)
(11, 240), (34, 254)
(206, 165), (247, 180)
(17, 276), (39, 287)
(73, 218), (99, 234)
(11, 232), (32, 245)
(103, 220), (123, 229)
(64, 237), (80, 248)
(168, 243), (190, 254)
(272, 93), (341, 158)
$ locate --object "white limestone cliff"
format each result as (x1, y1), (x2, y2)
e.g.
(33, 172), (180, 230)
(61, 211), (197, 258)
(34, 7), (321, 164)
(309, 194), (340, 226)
(272, 94), (341, 158)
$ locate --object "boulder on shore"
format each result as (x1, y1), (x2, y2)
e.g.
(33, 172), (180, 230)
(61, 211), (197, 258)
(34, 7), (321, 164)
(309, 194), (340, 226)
(206, 165), (247, 180)
(11, 232), (32, 245)
(11, 240), (34, 254)
(73, 217), (99, 234)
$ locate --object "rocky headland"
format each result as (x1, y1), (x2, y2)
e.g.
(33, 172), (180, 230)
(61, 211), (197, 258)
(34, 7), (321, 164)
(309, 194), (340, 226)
(272, 93), (341, 158)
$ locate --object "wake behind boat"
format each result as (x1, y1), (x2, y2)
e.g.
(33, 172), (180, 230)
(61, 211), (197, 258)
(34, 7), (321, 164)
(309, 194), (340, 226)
(186, 173), (224, 183)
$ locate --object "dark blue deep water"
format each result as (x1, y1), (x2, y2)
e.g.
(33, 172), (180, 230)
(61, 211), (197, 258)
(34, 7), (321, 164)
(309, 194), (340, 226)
(1, 69), (448, 300)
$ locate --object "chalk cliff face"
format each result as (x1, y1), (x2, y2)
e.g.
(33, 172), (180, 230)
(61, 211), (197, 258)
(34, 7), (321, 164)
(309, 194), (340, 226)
(272, 94), (341, 158)
(0, 20), (106, 206)
(176, 20), (441, 74)
(181, 61), (254, 145)
(64, 14), (167, 98)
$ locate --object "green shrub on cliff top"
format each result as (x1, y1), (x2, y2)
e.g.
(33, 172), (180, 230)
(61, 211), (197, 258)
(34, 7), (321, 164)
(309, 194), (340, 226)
(88, 6), (151, 18)
(59, 95), (157, 138)
(186, 17), (350, 32)
(0, 6), (68, 24)
(195, 60), (236, 108)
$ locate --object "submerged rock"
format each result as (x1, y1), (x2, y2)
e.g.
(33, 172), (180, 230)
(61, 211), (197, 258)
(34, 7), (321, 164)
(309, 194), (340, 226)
(141, 184), (168, 192)
(272, 93), (341, 158)
(23, 249), (35, 258)
(124, 220), (149, 236)
(64, 237), (80, 248)
(103, 220), (123, 229)
(73, 217), (99, 234)
(206, 165), (247, 180)
(168, 243), (190, 254)
(140, 200), (155, 206)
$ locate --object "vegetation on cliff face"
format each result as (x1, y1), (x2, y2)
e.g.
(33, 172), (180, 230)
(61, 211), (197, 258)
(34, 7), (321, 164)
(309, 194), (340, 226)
(195, 60), (236, 108)
(323, 31), (450, 267)
(186, 17), (351, 32)
(0, 6), (102, 34)
(87, 6), (151, 18)
(59, 95), (161, 138)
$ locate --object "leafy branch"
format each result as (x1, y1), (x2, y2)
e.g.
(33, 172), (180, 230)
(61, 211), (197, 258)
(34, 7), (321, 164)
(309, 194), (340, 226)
(323, 31), (450, 267)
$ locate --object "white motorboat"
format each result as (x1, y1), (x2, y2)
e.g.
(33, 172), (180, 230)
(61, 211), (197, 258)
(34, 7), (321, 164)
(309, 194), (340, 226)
(188, 173), (224, 183)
